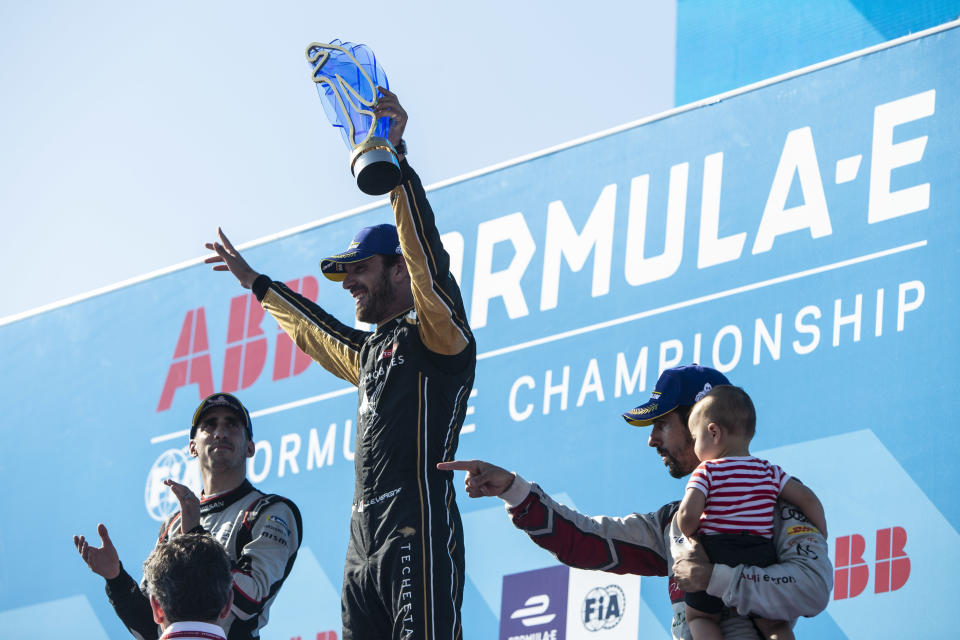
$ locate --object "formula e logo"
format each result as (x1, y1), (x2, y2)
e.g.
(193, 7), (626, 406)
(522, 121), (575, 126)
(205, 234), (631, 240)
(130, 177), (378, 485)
(581, 585), (625, 631)
(144, 446), (201, 522)
(500, 565), (568, 640)
(510, 594), (556, 626)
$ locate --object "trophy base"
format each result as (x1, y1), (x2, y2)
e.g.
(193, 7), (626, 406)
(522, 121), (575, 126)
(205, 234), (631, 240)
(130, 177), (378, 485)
(351, 137), (401, 196)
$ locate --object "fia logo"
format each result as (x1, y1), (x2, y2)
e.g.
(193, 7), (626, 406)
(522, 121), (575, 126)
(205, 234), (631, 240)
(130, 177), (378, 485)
(581, 585), (625, 632)
(509, 594), (556, 627)
(144, 446), (201, 521)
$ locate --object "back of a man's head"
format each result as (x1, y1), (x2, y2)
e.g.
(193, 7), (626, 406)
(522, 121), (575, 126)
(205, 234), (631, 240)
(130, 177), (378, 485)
(143, 533), (233, 624)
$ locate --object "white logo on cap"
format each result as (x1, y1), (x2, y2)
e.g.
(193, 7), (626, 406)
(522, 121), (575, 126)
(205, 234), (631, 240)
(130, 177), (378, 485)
(695, 383), (713, 402)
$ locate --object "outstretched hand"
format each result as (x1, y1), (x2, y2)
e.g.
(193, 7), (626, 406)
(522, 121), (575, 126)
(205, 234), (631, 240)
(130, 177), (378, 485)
(73, 523), (121, 580)
(375, 87), (407, 149)
(164, 478), (202, 534)
(204, 228), (260, 289)
(437, 459), (515, 498)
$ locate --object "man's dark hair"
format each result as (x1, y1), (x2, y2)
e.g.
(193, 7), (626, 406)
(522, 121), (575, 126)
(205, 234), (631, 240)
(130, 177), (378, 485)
(673, 404), (694, 429)
(380, 252), (404, 269)
(699, 385), (757, 439)
(143, 533), (232, 623)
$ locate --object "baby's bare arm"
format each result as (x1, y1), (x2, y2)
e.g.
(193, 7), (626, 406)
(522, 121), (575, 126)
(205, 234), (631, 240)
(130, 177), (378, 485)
(780, 478), (827, 536)
(678, 487), (707, 538)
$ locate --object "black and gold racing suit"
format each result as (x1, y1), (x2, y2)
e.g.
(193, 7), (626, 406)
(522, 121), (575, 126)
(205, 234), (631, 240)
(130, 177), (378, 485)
(252, 159), (476, 639)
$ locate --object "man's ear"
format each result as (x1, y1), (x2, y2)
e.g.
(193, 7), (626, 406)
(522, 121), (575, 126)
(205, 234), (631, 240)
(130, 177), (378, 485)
(219, 590), (234, 620)
(245, 439), (256, 459)
(392, 256), (409, 283)
(188, 439), (198, 457)
(150, 594), (165, 626)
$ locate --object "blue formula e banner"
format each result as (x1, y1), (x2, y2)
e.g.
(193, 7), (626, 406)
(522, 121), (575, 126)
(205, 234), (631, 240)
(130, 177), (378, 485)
(2, 22), (959, 639)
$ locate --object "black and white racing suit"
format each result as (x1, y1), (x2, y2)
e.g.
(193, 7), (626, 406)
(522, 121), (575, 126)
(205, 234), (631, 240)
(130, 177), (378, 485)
(251, 159), (476, 639)
(105, 479), (302, 640)
(499, 475), (832, 640)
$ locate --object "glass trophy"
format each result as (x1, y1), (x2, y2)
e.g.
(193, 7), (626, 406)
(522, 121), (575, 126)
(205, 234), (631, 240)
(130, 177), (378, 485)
(306, 40), (400, 195)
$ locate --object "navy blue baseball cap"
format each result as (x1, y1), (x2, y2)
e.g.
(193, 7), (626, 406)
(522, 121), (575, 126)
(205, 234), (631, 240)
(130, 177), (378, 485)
(320, 224), (402, 282)
(622, 364), (730, 426)
(190, 393), (253, 439)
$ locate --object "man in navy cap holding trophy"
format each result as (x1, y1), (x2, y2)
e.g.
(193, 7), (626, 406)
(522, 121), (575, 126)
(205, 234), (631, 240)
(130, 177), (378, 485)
(207, 90), (475, 640)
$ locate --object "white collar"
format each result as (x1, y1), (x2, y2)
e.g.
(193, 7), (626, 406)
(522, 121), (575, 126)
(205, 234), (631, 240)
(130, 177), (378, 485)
(160, 620), (227, 640)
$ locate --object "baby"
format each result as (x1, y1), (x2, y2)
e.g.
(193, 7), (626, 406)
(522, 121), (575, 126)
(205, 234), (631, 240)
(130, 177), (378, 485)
(677, 385), (827, 640)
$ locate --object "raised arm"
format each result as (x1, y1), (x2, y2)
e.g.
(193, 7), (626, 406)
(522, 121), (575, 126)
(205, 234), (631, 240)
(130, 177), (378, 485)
(252, 275), (366, 386)
(205, 228), (367, 386)
(205, 227), (261, 290)
(377, 91), (473, 359)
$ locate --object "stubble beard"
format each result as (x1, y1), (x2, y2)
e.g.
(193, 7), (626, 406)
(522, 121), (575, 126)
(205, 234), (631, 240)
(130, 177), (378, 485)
(664, 454), (690, 479)
(356, 269), (396, 324)
(661, 433), (699, 479)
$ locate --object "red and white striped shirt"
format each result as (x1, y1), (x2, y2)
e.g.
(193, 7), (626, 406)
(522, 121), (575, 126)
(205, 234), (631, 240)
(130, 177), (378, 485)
(686, 456), (790, 538)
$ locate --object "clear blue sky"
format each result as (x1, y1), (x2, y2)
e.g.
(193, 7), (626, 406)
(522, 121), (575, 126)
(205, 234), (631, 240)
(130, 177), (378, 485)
(0, 1), (676, 320)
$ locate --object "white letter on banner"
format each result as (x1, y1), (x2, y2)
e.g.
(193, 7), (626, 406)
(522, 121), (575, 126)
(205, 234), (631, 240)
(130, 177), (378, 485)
(540, 184), (616, 311)
(752, 127), (832, 254)
(712, 325), (742, 373)
(754, 314), (782, 364)
(659, 339), (683, 375)
(875, 288), (885, 337)
(278, 433), (301, 478)
(624, 164), (688, 286)
(576, 358), (605, 407)
(248, 440), (271, 483)
(868, 90), (935, 223)
(470, 213), (536, 328)
(833, 294), (863, 346)
(793, 305), (822, 355)
(698, 152), (745, 268)
(615, 348), (648, 398)
(897, 280), (925, 331)
(307, 424), (337, 470)
(342, 420), (355, 461)
(509, 376), (536, 422)
(440, 231), (464, 284)
(543, 367), (570, 415)
(692, 332), (703, 364)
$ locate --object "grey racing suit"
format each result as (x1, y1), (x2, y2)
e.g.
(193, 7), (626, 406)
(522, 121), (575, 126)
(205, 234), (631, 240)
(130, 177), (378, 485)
(500, 475), (832, 640)
(105, 479), (301, 640)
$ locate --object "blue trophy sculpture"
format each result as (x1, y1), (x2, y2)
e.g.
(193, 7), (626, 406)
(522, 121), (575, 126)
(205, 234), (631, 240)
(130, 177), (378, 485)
(306, 40), (400, 195)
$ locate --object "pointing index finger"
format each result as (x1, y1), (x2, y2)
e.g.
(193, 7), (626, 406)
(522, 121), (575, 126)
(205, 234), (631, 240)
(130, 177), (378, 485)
(436, 460), (480, 473)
